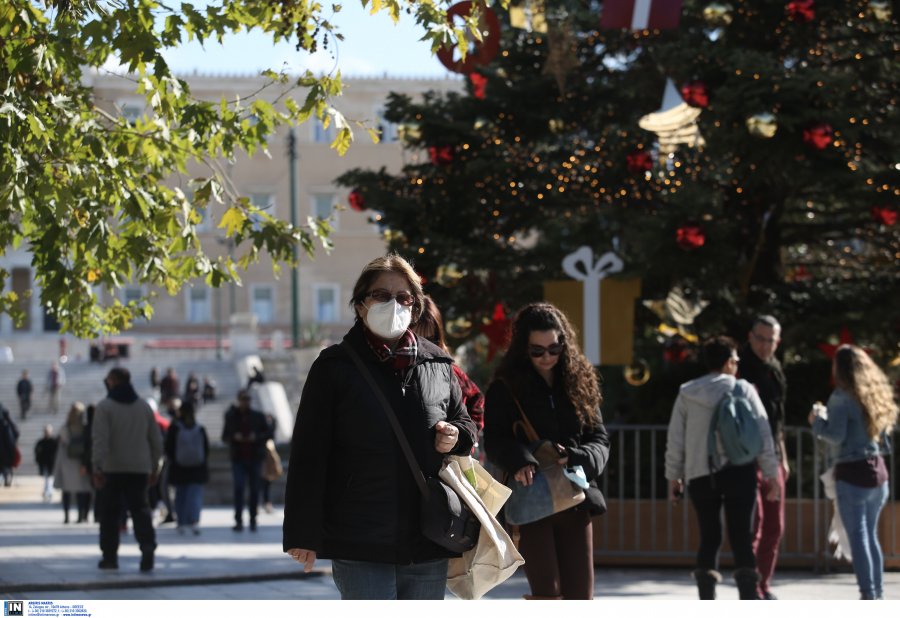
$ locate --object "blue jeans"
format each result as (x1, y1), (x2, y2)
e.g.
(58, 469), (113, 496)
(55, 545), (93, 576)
(174, 483), (204, 526)
(836, 480), (888, 599)
(231, 460), (261, 524)
(331, 559), (449, 600)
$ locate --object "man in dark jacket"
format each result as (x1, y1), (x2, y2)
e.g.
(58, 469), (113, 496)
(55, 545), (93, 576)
(35, 424), (58, 501)
(16, 370), (33, 420)
(221, 390), (270, 531)
(738, 315), (788, 600)
(0, 405), (20, 487)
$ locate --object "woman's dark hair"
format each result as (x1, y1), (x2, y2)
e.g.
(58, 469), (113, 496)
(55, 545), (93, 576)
(349, 254), (425, 324)
(493, 302), (602, 428)
(411, 296), (449, 353)
(179, 401), (196, 427)
(700, 336), (738, 372)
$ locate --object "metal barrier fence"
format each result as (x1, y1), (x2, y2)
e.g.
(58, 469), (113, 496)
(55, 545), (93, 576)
(595, 425), (898, 570)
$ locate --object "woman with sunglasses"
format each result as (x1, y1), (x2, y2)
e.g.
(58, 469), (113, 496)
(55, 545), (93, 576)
(483, 302), (610, 599)
(282, 254), (477, 600)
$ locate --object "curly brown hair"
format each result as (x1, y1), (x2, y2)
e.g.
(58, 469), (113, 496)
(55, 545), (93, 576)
(493, 302), (603, 427)
(833, 344), (899, 440)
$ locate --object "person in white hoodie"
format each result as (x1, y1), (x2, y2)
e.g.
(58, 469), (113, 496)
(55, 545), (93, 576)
(665, 335), (780, 600)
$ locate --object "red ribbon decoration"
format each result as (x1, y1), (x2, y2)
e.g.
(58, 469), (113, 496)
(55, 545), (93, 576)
(626, 149), (653, 174)
(802, 123), (833, 150)
(787, 0), (815, 22)
(469, 73), (488, 99)
(680, 81), (709, 108)
(676, 224), (706, 250)
(436, 2), (502, 74)
(872, 206), (898, 226)
(428, 146), (455, 166)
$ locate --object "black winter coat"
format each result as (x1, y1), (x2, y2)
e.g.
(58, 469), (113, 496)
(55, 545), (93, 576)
(483, 369), (610, 516)
(165, 421), (210, 485)
(738, 343), (787, 447)
(221, 406), (270, 463)
(282, 322), (478, 564)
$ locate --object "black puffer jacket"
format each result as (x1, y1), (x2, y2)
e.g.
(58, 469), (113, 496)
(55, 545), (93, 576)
(483, 369), (610, 516)
(282, 322), (477, 564)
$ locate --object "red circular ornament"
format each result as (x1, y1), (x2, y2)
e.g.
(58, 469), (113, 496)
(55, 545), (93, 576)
(348, 189), (365, 212)
(626, 149), (653, 174)
(680, 81), (709, 108)
(676, 224), (706, 250)
(872, 206), (898, 226)
(428, 146), (454, 166)
(436, 2), (502, 74)
(802, 123), (833, 150)
(787, 0), (815, 22)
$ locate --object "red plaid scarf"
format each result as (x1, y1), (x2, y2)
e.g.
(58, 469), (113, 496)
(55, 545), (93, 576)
(363, 327), (418, 372)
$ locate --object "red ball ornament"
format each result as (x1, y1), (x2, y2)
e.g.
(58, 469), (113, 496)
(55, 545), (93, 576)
(872, 206), (898, 226)
(680, 81), (709, 108)
(802, 123), (833, 150)
(469, 73), (488, 99)
(347, 189), (365, 212)
(428, 146), (454, 166)
(676, 224), (706, 250)
(626, 149), (653, 174)
(436, 2), (502, 74)
(787, 0), (815, 22)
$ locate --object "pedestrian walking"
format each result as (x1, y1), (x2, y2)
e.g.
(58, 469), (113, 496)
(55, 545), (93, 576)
(159, 367), (179, 409)
(665, 336), (780, 600)
(222, 389), (270, 532)
(53, 402), (93, 523)
(34, 424), (58, 501)
(809, 344), (898, 600)
(165, 401), (209, 535)
(16, 370), (33, 420)
(283, 254), (478, 600)
(46, 361), (65, 415)
(92, 367), (162, 572)
(483, 302), (610, 600)
(0, 404), (20, 487)
(201, 376), (217, 403)
(183, 372), (201, 408)
(739, 314), (789, 599)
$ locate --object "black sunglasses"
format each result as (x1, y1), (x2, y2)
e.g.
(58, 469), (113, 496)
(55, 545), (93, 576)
(528, 343), (564, 358)
(365, 289), (415, 306)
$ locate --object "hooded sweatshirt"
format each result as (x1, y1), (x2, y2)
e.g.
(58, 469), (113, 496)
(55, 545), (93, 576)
(92, 383), (162, 475)
(665, 372), (779, 483)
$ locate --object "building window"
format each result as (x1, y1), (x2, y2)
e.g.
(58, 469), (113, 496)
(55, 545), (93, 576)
(251, 285), (275, 324)
(311, 193), (339, 230)
(313, 284), (340, 323)
(117, 100), (144, 125)
(187, 287), (210, 323)
(312, 121), (336, 144)
(376, 108), (398, 143)
(249, 192), (275, 230)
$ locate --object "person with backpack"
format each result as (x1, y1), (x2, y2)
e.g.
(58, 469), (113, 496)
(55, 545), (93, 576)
(53, 402), (94, 523)
(664, 335), (780, 600)
(165, 401), (209, 535)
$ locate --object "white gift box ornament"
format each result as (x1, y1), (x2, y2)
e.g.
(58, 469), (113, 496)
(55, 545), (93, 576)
(561, 247), (624, 365)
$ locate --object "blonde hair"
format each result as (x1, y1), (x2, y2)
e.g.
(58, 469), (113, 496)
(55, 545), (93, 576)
(833, 345), (899, 439)
(66, 402), (86, 430)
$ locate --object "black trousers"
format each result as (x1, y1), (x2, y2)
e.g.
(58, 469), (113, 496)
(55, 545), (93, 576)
(687, 463), (758, 570)
(518, 505), (594, 599)
(98, 473), (156, 559)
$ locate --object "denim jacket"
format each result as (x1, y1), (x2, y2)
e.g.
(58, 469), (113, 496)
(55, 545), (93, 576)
(811, 389), (889, 462)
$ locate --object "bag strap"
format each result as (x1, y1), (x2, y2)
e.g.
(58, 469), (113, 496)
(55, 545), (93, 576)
(341, 340), (429, 497)
(497, 378), (540, 443)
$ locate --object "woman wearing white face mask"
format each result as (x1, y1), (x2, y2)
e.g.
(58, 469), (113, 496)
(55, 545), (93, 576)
(283, 254), (478, 600)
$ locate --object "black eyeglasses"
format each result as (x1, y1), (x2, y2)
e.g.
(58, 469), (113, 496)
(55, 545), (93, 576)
(529, 343), (564, 358)
(365, 289), (415, 306)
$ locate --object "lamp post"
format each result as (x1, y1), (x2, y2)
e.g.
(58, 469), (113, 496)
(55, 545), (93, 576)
(288, 127), (300, 350)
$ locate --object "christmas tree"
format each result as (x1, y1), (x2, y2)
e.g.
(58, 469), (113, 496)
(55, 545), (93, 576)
(338, 0), (899, 416)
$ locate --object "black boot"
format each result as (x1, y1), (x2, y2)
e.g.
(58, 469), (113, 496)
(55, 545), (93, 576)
(733, 568), (761, 600)
(692, 569), (722, 600)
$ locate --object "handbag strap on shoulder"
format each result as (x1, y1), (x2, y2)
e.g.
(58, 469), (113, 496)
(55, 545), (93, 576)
(341, 340), (428, 497)
(498, 378), (540, 443)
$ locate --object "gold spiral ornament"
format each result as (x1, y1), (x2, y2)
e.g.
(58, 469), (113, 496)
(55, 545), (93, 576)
(624, 360), (651, 386)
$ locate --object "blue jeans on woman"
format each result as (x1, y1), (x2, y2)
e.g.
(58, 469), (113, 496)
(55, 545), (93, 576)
(331, 558), (449, 600)
(174, 483), (204, 527)
(836, 480), (889, 599)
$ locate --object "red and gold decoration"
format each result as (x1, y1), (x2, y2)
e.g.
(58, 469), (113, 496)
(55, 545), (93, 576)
(746, 112), (777, 138)
(468, 73), (488, 99)
(428, 145), (455, 166)
(544, 247), (642, 366)
(676, 224), (705, 250)
(437, 1), (502, 74)
(680, 80), (709, 108)
(786, 0), (815, 22)
(818, 326), (855, 360)
(802, 123), (833, 150)
(663, 335), (691, 364)
(623, 359), (651, 386)
(600, 0), (684, 30)
(347, 189), (365, 212)
(702, 2), (733, 26)
(872, 206), (898, 226)
(626, 148), (653, 173)
(479, 302), (511, 361)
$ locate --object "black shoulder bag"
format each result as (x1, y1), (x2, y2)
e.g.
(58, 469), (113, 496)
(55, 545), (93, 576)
(341, 341), (480, 554)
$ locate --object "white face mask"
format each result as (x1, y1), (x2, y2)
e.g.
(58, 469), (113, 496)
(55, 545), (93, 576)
(364, 299), (412, 339)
